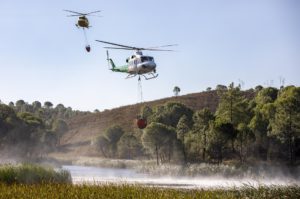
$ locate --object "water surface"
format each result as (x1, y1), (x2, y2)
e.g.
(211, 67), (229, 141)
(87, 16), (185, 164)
(63, 165), (299, 189)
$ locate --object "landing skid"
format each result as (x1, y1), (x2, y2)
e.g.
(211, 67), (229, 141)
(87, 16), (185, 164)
(125, 73), (158, 80)
(125, 74), (137, 79)
(141, 73), (158, 80)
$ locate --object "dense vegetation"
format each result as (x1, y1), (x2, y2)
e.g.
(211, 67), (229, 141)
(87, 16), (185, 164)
(0, 183), (298, 199)
(93, 84), (300, 166)
(0, 164), (71, 184)
(1, 84), (299, 167)
(0, 100), (89, 159)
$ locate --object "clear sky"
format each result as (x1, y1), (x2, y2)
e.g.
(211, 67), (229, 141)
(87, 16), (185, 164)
(0, 0), (299, 111)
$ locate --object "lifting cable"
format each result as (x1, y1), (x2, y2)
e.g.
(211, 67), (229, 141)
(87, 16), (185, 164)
(137, 76), (144, 103)
(82, 28), (89, 46)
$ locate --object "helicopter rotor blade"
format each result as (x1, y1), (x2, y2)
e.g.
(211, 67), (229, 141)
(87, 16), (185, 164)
(67, 14), (82, 17)
(147, 44), (178, 49)
(86, 10), (101, 15)
(87, 14), (103, 18)
(104, 47), (135, 50)
(96, 40), (177, 51)
(63, 10), (85, 15)
(141, 48), (175, 51)
(96, 40), (140, 50)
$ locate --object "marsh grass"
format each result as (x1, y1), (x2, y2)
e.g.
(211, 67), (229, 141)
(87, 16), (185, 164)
(0, 183), (298, 199)
(0, 164), (71, 184)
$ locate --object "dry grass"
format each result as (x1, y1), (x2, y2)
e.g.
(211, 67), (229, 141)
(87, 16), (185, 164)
(0, 183), (298, 199)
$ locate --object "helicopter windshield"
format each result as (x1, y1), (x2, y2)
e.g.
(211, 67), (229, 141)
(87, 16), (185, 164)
(141, 56), (154, 62)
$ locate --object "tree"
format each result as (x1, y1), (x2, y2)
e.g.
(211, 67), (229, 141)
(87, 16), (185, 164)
(176, 115), (190, 163)
(173, 86), (181, 97)
(118, 133), (143, 159)
(255, 85), (263, 92)
(8, 102), (14, 108)
(193, 108), (214, 161)
(270, 86), (300, 164)
(206, 87), (212, 91)
(236, 123), (255, 162)
(140, 106), (153, 120)
(0, 104), (18, 139)
(15, 100), (26, 112)
(93, 135), (110, 158)
(104, 125), (125, 157)
(151, 102), (193, 128)
(16, 100), (25, 107)
(52, 119), (68, 145)
(216, 84), (227, 91)
(249, 87), (278, 160)
(44, 101), (53, 109)
(216, 82), (250, 127)
(142, 123), (177, 165)
(32, 101), (42, 111)
(215, 83), (249, 152)
(207, 122), (231, 164)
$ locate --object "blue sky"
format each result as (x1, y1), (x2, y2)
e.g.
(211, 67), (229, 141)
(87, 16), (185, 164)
(0, 0), (299, 111)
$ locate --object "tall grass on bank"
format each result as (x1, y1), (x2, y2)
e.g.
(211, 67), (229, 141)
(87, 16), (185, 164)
(0, 164), (71, 184)
(0, 184), (299, 199)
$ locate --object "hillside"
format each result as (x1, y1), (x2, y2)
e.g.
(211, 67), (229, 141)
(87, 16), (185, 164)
(59, 90), (251, 156)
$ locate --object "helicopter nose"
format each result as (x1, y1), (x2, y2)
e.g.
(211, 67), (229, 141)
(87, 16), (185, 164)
(142, 61), (156, 69)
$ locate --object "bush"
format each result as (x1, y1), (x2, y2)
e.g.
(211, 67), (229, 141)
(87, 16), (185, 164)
(0, 164), (71, 184)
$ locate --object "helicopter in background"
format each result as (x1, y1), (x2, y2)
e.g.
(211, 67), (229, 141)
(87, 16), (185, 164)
(95, 40), (177, 80)
(64, 10), (101, 28)
(64, 10), (101, 52)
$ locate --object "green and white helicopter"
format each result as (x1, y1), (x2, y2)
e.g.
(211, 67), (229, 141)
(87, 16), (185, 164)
(95, 40), (177, 80)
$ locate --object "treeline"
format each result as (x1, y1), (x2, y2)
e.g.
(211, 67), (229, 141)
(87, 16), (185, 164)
(93, 84), (300, 165)
(0, 100), (89, 158)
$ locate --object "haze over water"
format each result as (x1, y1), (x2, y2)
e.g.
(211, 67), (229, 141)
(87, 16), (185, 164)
(63, 165), (300, 189)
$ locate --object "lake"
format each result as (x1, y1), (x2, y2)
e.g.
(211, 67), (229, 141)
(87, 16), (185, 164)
(63, 165), (300, 189)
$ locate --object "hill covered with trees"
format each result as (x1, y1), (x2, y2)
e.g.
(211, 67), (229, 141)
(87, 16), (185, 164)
(1, 84), (299, 166)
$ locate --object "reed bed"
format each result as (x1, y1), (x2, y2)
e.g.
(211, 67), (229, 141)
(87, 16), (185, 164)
(0, 164), (71, 184)
(0, 183), (299, 199)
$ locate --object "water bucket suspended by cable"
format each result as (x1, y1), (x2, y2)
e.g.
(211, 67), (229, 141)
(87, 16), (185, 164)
(136, 115), (147, 129)
(85, 45), (91, 52)
(136, 77), (147, 129)
(83, 28), (91, 52)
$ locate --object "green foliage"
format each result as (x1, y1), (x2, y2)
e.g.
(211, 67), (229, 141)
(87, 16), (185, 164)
(140, 105), (153, 120)
(269, 86), (300, 164)
(18, 112), (44, 128)
(216, 82), (250, 127)
(44, 101), (53, 109)
(0, 100), (85, 159)
(207, 122), (233, 164)
(142, 123), (178, 164)
(151, 102), (193, 128)
(93, 135), (110, 158)
(173, 86), (181, 96)
(191, 108), (214, 161)
(117, 133), (143, 159)
(0, 164), (71, 184)
(176, 115), (190, 141)
(95, 125), (125, 158)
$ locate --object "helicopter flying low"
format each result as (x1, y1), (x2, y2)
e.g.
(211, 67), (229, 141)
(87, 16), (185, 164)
(95, 40), (177, 80)
(64, 10), (101, 29)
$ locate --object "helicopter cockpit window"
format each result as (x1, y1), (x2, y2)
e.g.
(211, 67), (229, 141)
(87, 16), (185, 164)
(141, 56), (154, 62)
